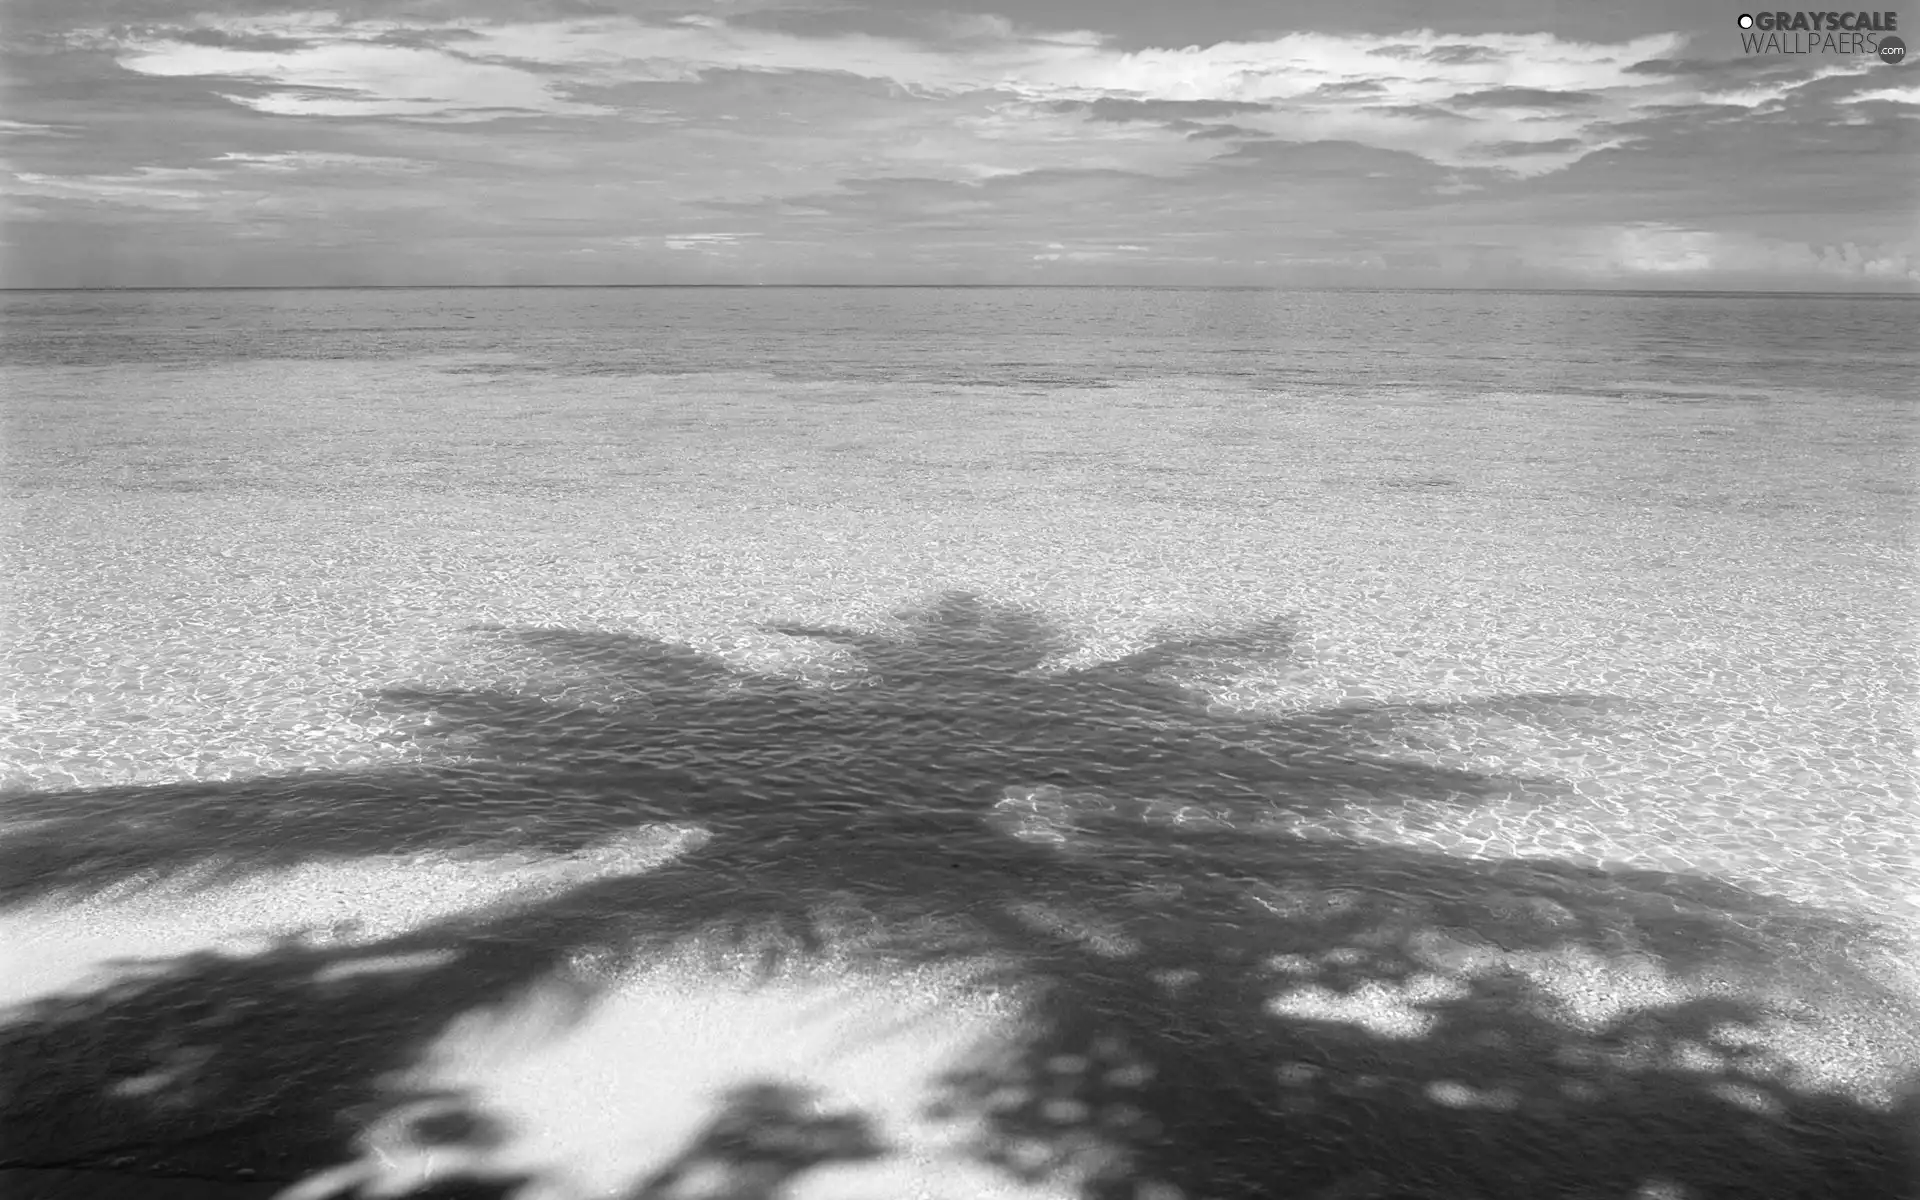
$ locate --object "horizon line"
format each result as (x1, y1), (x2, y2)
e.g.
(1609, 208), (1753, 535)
(3, 283), (1915, 299)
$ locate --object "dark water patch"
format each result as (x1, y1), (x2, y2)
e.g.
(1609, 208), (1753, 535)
(1318, 475), (1466, 493)
(1378, 476), (1461, 490)
(440, 363), (563, 376)
(97, 480), (222, 494)
(1558, 386), (1775, 405)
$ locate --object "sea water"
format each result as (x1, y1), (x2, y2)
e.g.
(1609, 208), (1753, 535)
(2, 287), (1915, 1199)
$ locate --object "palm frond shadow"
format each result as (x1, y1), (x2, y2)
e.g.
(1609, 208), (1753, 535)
(2, 592), (1913, 1199)
(0, 593), (1521, 906)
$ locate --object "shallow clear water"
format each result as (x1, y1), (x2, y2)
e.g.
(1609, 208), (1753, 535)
(1, 287), (1916, 1199)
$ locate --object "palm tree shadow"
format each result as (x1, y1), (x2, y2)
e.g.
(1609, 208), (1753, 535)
(0, 592), (1522, 907)
(2, 592), (1913, 1199)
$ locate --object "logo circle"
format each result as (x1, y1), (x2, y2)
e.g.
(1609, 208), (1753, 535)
(1737, 13), (1754, 28)
(1880, 35), (1907, 64)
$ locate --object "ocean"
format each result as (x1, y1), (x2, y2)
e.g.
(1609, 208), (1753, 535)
(2, 286), (1916, 1199)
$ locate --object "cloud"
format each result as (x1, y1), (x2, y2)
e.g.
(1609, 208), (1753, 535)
(78, 13), (1706, 175)
(1626, 56), (1792, 80)
(1556, 223), (1919, 282)
(7, 151), (434, 214)
(168, 25), (313, 53)
(9, 168), (224, 210)
(213, 151), (429, 172)
(1068, 98), (1276, 122)
(1361, 103), (1477, 121)
(0, 118), (79, 137)
(1474, 138), (1585, 158)
(1447, 87), (1598, 109)
(1307, 80), (1388, 98)
(109, 28), (615, 120)
(658, 231), (758, 251)
(1845, 83), (1920, 105)
(1031, 239), (1151, 261)
(1185, 123), (1266, 141)
(10, 8), (1912, 289)
(1416, 43), (1509, 66)
(1687, 63), (1866, 110)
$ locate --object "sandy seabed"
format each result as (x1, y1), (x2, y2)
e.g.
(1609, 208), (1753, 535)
(2, 361), (1915, 1198)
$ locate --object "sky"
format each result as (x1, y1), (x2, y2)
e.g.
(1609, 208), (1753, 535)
(2, 0), (1915, 289)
